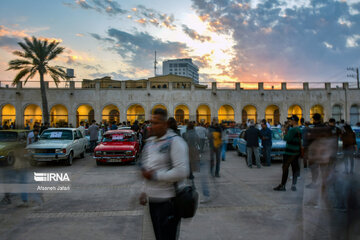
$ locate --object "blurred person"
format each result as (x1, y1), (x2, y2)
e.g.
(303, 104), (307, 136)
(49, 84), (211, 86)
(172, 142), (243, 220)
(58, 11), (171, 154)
(328, 118), (342, 169)
(208, 118), (222, 177)
(195, 123), (207, 153)
(111, 121), (117, 130)
(27, 127), (40, 145)
(260, 119), (272, 166)
(274, 115), (301, 191)
(78, 121), (86, 137)
(244, 121), (261, 168)
(167, 117), (180, 135)
(302, 121), (311, 168)
(25, 123), (30, 130)
(131, 120), (139, 131)
(221, 125), (229, 161)
(40, 122), (49, 135)
(139, 108), (189, 240)
(88, 120), (99, 153)
(183, 122), (200, 179)
(266, 120), (271, 128)
(341, 124), (357, 174)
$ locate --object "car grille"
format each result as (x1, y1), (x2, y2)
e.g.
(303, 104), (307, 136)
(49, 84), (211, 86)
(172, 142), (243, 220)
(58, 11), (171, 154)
(35, 149), (55, 153)
(103, 151), (127, 155)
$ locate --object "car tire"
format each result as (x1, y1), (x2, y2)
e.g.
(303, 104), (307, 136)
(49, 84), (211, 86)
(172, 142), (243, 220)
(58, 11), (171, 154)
(29, 158), (38, 166)
(96, 161), (103, 166)
(6, 153), (15, 166)
(64, 152), (73, 166)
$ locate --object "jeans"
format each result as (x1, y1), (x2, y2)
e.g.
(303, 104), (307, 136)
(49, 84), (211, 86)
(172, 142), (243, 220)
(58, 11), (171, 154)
(200, 160), (210, 197)
(90, 140), (97, 152)
(210, 147), (221, 176)
(343, 149), (355, 174)
(221, 141), (227, 161)
(247, 147), (261, 167)
(262, 145), (271, 166)
(281, 154), (300, 186)
(149, 199), (181, 240)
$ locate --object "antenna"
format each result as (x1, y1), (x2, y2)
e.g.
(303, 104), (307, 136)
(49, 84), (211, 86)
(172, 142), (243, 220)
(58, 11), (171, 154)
(154, 51), (158, 76)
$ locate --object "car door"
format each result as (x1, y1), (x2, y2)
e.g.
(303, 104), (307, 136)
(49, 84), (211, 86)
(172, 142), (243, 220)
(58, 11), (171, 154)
(76, 130), (86, 151)
(72, 130), (81, 156)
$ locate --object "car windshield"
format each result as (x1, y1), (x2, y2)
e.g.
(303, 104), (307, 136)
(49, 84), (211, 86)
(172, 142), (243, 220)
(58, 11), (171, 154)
(272, 131), (282, 140)
(227, 128), (241, 134)
(40, 130), (73, 140)
(102, 133), (134, 142)
(0, 132), (17, 142)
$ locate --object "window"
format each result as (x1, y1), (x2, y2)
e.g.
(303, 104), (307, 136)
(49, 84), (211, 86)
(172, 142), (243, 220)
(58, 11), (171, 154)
(76, 130), (83, 138)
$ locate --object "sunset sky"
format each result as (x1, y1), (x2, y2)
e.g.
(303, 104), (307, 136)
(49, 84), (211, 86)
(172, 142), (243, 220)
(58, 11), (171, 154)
(1, 0), (360, 85)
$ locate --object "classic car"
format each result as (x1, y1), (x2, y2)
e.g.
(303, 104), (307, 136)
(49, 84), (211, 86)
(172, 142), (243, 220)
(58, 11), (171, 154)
(0, 130), (29, 166)
(226, 127), (241, 149)
(26, 128), (88, 166)
(94, 129), (140, 165)
(234, 128), (286, 161)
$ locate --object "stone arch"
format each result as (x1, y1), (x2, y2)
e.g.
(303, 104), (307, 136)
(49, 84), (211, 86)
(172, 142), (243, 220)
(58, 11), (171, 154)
(331, 104), (343, 122)
(242, 105), (257, 123)
(24, 104), (42, 129)
(310, 104), (324, 123)
(350, 104), (360, 125)
(1, 103), (16, 127)
(102, 104), (120, 124)
(127, 104), (145, 124)
(265, 104), (280, 125)
(50, 104), (68, 127)
(218, 104), (235, 123)
(174, 104), (190, 124)
(196, 104), (211, 124)
(288, 105), (303, 124)
(151, 104), (168, 114)
(76, 104), (94, 127)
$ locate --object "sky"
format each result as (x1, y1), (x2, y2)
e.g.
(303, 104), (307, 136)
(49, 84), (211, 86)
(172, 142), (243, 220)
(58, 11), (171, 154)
(1, 0), (360, 85)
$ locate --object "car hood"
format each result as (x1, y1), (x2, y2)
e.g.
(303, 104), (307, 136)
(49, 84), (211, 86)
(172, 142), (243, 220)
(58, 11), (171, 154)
(0, 142), (18, 151)
(26, 140), (73, 149)
(95, 142), (136, 151)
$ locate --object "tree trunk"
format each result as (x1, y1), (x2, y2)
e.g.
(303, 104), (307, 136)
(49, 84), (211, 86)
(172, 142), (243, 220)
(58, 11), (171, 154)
(39, 71), (49, 124)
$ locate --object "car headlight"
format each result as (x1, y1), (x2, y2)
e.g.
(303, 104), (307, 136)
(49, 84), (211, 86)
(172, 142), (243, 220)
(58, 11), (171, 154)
(125, 151), (133, 156)
(95, 151), (102, 155)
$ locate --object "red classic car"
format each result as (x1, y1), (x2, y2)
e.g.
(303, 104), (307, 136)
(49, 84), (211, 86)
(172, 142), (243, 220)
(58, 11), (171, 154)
(94, 130), (139, 165)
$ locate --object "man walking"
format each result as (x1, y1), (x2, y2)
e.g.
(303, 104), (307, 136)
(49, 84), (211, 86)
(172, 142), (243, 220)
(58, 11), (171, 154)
(139, 108), (189, 240)
(195, 123), (207, 153)
(208, 119), (222, 177)
(260, 119), (272, 166)
(88, 120), (99, 153)
(274, 115), (301, 191)
(244, 121), (261, 168)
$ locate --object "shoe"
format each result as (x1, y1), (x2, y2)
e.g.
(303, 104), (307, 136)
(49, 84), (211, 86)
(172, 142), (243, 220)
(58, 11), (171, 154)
(273, 185), (286, 191)
(200, 196), (211, 203)
(306, 183), (318, 189)
(291, 185), (297, 191)
(215, 174), (220, 178)
(248, 165), (252, 168)
(222, 159), (225, 161)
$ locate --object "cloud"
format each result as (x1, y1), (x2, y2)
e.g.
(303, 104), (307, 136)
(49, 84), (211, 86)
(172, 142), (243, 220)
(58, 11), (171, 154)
(91, 28), (189, 69)
(191, 0), (360, 82)
(66, 0), (127, 16)
(182, 24), (212, 42)
(132, 5), (177, 29)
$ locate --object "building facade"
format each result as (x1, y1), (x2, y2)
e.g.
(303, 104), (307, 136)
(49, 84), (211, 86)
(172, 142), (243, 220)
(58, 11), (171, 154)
(1, 77), (360, 129)
(162, 58), (199, 83)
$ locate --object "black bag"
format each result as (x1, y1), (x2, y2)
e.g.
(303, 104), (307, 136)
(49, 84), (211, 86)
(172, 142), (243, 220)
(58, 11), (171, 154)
(173, 180), (199, 218)
(168, 137), (199, 218)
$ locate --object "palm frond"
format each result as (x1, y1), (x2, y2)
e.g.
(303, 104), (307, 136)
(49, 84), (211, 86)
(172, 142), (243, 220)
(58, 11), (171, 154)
(7, 59), (32, 71)
(47, 46), (65, 62)
(47, 65), (68, 87)
(11, 67), (31, 86)
(24, 66), (38, 84)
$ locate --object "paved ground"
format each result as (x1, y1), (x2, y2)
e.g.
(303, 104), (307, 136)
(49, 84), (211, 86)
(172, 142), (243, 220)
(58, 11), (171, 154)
(0, 150), (359, 240)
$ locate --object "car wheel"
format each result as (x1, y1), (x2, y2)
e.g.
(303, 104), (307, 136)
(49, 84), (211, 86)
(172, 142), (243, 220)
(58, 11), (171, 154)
(96, 161), (103, 166)
(6, 153), (15, 166)
(29, 158), (38, 166)
(80, 148), (85, 158)
(64, 152), (73, 166)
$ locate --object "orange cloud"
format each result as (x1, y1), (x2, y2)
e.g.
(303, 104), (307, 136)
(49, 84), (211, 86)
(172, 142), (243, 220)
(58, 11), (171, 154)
(0, 25), (28, 38)
(136, 18), (147, 24)
(38, 37), (62, 43)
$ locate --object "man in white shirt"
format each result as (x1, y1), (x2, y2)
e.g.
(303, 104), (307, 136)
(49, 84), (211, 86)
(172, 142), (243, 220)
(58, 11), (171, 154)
(139, 108), (189, 240)
(77, 121), (86, 137)
(195, 123), (207, 152)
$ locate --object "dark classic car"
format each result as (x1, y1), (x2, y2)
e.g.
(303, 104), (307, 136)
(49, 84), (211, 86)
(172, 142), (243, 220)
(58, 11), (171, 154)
(94, 130), (140, 165)
(0, 130), (29, 166)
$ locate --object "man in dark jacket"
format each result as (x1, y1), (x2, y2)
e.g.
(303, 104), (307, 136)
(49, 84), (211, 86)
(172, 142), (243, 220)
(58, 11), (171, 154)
(260, 119), (272, 166)
(244, 121), (261, 168)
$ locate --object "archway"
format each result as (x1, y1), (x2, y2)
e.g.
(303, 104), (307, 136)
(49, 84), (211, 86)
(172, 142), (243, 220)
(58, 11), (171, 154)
(1, 104), (16, 127)
(331, 104), (342, 122)
(24, 104), (42, 129)
(127, 104), (145, 124)
(102, 105), (120, 124)
(174, 105), (189, 124)
(76, 104), (94, 127)
(265, 105), (280, 125)
(288, 105), (302, 124)
(218, 105), (235, 123)
(196, 105), (211, 124)
(242, 105), (257, 123)
(50, 104), (68, 127)
(350, 104), (359, 125)
(310, 105), (324, 123)
(151, 104), (167, 114)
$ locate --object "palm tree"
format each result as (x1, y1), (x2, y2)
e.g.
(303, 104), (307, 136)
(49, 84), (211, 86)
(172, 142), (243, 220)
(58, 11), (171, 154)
(7, 36), (68, 125)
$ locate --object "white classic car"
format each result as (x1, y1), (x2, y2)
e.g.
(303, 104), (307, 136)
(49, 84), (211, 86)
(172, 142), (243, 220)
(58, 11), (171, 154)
(27, 128), (87, 166)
